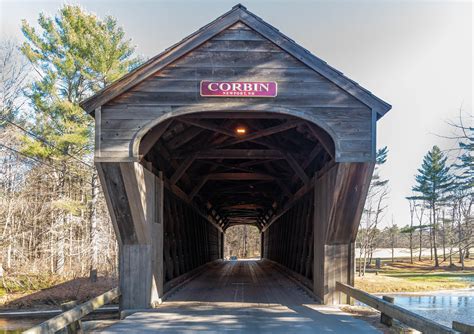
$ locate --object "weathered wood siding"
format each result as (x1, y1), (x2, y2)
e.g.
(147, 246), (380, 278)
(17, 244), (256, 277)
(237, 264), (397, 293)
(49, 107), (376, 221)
(98, 22), (373, 162)
(313, 162), (373, 304)
(163, 188), (220, 285)
(264, 190), (314, 286)
(97, 162), (164, 308)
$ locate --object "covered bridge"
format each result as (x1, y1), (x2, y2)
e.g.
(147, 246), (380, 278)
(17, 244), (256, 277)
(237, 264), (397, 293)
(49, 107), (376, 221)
(80, 4), (391, 310)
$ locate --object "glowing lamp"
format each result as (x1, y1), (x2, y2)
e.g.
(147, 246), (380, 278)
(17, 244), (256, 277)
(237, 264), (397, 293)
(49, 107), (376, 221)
(236, 127), (246, 135)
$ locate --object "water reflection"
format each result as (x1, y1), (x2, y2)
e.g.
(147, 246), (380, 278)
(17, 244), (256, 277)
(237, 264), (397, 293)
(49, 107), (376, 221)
(387, 290), (474, 327)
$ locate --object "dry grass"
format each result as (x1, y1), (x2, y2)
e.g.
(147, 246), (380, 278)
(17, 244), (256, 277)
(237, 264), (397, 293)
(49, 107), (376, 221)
(355, 258), (474, 293)
(0, 277), (117, 309)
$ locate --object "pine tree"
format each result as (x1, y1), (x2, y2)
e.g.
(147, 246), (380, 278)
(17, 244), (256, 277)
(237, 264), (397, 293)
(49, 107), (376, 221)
(454, 123), (473, 191)
(412, 146), (453, 267)
(20, 5), (139, 273)
(451, 118), (473, 264)
(20, 5), (139, 160)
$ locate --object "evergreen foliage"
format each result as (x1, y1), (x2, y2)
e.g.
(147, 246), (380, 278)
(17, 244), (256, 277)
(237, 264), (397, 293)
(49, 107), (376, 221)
(453, 125), (473, 192)
(20, 5), (140, 160)
(411, 145), (454, 267)
(412, 146), (453, 206)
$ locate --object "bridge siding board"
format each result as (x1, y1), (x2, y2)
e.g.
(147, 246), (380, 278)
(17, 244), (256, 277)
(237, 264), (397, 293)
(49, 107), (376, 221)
(120, 244), (153, 309)
(312, 163), (373, 303)
(265, 190), (314, 283)
(98, 163), (137, 244)
(162, 188), (220, 285)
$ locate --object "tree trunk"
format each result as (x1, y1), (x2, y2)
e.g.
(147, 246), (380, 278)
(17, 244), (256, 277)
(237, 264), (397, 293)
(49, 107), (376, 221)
(432, 206), (439, 267)
(89, 171), (99, 273)
(442, 210), (446, 261)
(419, 220), (423, 261)
(429, 211), (433, 260)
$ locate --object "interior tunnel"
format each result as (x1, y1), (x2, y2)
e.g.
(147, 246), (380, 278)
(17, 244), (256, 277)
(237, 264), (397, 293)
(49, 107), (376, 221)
(126, 112), (339, 303)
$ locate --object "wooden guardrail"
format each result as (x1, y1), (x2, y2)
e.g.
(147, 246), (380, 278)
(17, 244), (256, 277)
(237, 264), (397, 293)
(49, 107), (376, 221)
(23, 287), (120, 334)
(336, 281), (468, 334)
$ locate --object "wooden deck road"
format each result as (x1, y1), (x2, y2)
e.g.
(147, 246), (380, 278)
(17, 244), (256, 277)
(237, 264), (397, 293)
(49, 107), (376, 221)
(100, 260), (380, 333)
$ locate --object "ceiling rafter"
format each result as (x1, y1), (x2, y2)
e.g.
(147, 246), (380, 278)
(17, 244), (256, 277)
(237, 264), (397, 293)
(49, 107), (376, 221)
(306, 123), (335, 159)
(173, 149), (284, 160)
(205, 120), (301, 150)
(147, 115), (333, 230)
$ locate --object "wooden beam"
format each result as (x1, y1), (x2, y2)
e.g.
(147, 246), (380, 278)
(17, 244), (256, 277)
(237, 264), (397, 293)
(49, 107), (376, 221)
(24, 288), (120, 334)
(181, 112), (292, 119)
(189, 175), (210, 200)
(221, 204), (264, 210)
(283, 152), (310, 185)
(139, 120), (172, 157)
(306, 123), (335, 159)
(167, 126), (205, 150)
(264, 162), (292, 197)
(238, 159), (276, 167)
(287, 142), (324, 187)
(179, 118), (287, 151)
(336, 282), (457, 334)
(169, 153), (197, 185)
(207, 172), (275, 181)
(262, 177), (315, 232)
(209, 120), (300, 149)
(209, 180), (268, 191)
(304, 143), (324, 169)
(175, 149), (284, 160)
(180, 119), (235, 137)
(197, 160), (261, 174)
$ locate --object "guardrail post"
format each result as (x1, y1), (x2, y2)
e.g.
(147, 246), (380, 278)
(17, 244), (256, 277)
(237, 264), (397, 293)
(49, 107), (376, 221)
(60, 301), (83, 334)
(453, 321), (474, 334)
(380, 296), (394, 326)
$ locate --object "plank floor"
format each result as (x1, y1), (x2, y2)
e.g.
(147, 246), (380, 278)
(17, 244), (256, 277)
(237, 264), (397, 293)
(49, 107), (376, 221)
(100, 260), (380, 333)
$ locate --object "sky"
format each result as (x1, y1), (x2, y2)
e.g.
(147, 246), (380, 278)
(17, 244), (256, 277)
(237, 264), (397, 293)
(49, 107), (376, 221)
(1, 0), (472, 228)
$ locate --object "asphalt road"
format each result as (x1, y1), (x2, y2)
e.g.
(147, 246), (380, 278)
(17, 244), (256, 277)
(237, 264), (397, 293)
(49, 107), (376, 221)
(101, 260), (380, 333)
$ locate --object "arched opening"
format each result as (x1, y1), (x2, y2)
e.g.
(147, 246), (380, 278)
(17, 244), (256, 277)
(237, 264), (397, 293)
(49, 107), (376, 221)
(224, 225), (261, 259)
(131, 111), (336, 298)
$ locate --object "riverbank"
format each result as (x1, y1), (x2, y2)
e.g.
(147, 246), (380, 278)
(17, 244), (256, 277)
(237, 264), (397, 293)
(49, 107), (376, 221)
(0, 276), (116, 309)
(355, 258), (474, 293)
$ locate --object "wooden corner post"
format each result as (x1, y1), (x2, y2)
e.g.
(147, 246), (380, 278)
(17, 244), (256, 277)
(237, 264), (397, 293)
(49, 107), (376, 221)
(313, 162), (374, 304)
(96, 161), (164, 310)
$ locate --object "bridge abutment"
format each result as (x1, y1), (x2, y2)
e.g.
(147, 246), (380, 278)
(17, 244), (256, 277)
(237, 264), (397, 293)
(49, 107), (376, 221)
(97, 162), (164, 309)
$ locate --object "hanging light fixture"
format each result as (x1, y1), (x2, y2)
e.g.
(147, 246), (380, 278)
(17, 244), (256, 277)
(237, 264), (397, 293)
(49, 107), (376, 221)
(235, 127), (247, 135)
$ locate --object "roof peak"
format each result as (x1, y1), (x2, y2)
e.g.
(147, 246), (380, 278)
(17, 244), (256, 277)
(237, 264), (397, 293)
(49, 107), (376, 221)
(232, 3), (247, 10)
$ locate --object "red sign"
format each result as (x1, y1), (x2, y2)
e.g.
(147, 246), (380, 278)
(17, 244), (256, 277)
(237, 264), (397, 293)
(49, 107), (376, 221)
(200, 81), (277, 97)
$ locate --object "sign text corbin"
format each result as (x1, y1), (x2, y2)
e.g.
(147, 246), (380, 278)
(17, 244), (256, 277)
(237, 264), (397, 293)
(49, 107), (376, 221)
(200, 81), (278, 97)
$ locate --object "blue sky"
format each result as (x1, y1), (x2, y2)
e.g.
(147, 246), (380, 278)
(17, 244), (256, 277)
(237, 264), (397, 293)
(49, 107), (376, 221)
(1, 0), (472, 227)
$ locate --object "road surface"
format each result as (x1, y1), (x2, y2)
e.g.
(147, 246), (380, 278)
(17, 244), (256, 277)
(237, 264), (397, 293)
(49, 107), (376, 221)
(101, 260), (380, 333)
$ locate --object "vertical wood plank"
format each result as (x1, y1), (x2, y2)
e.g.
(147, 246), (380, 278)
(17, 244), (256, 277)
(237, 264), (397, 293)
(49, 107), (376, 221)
(95, 107), (101, 158)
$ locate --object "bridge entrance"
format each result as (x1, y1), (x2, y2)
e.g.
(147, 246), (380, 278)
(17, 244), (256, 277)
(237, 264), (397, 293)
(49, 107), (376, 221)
(80, 4), (390, 312)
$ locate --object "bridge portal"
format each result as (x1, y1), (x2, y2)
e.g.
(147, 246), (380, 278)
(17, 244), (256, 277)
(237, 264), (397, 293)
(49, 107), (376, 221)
(80, 4), (390, 311)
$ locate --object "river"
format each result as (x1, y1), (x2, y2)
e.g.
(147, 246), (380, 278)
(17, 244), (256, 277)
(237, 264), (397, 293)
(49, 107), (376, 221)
(384, 289), (474, 327)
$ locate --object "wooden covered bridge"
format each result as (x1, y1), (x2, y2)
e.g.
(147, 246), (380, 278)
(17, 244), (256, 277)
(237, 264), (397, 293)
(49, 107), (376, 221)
(80, 3), (391, 317)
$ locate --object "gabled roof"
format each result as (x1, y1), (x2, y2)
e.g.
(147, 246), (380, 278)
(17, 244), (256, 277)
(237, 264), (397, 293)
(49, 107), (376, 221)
(80, 4), (391, 117)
